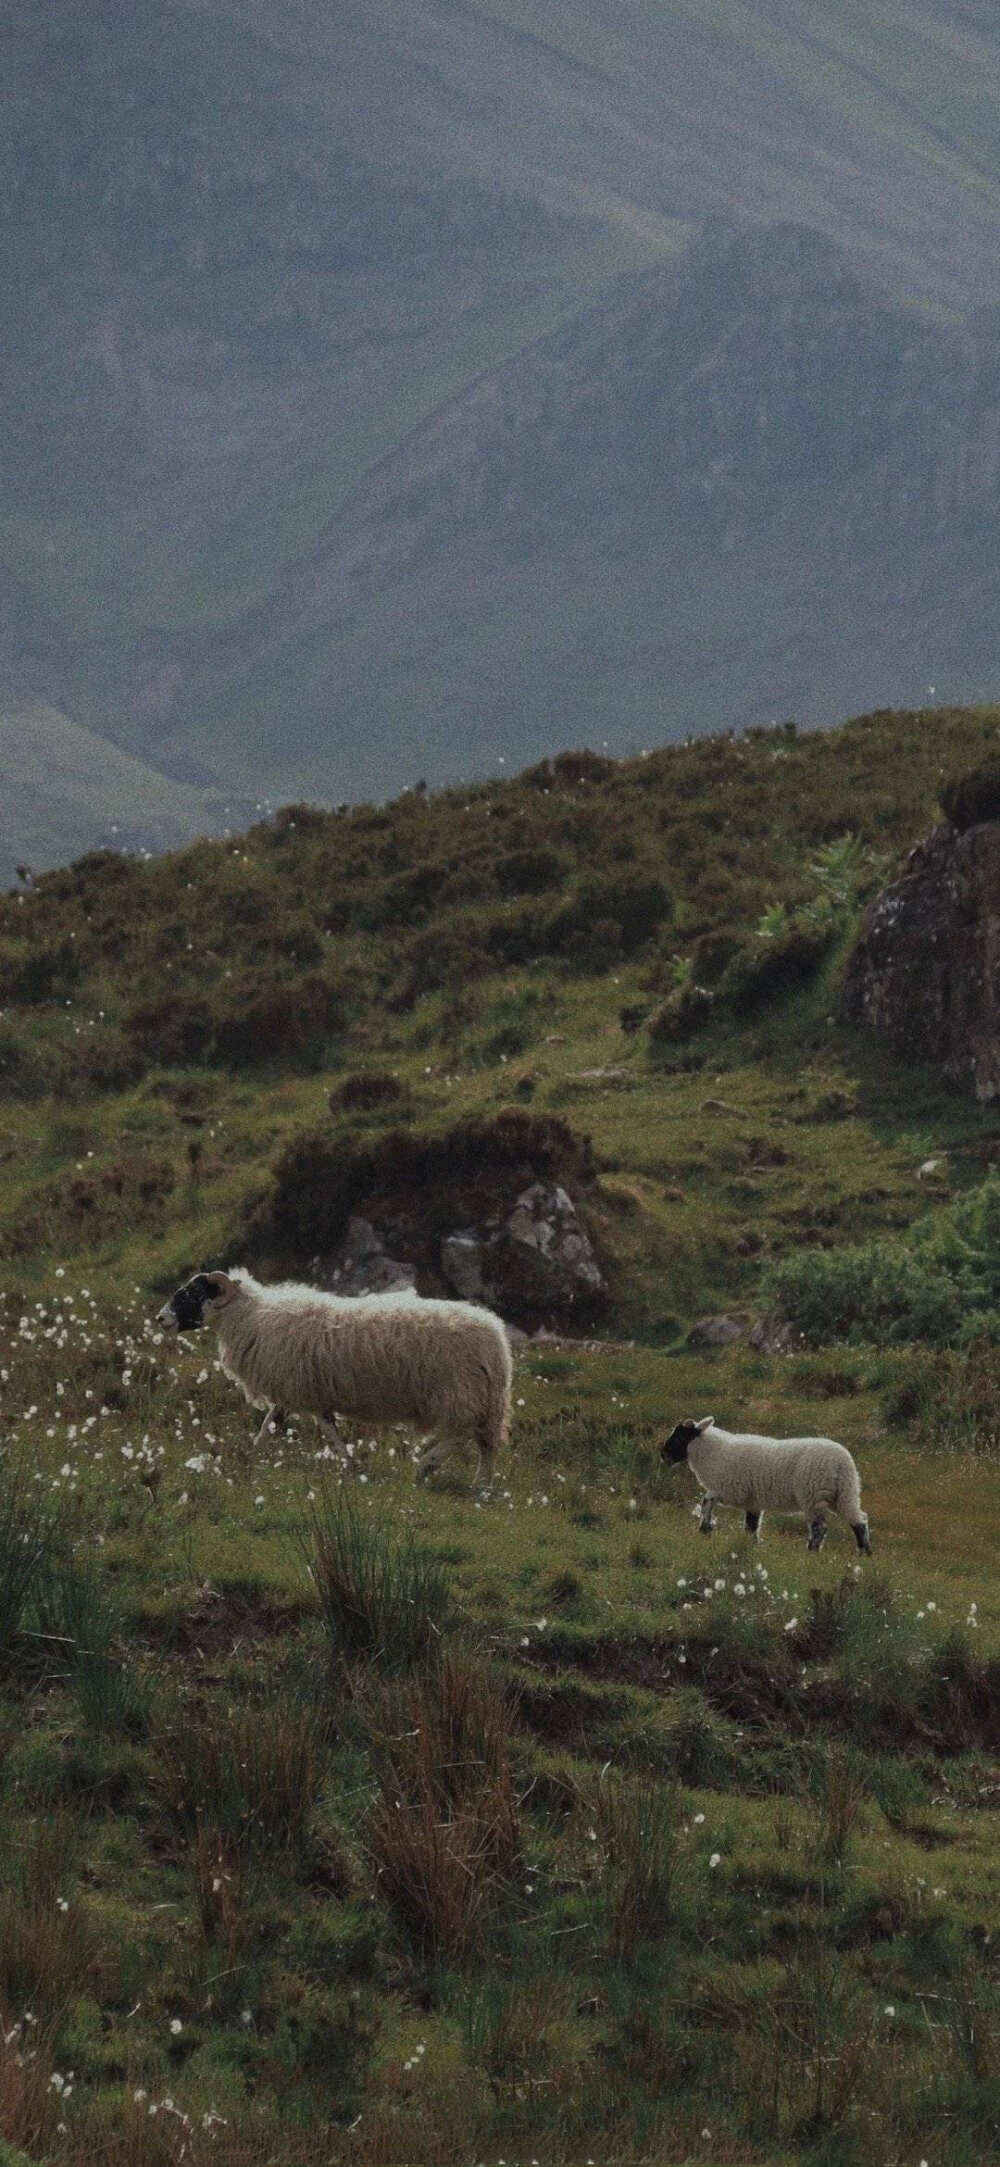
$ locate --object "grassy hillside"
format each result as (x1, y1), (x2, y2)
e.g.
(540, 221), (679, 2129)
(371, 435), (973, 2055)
(2, 707), (1000, 2163)
(0, 706), (251, 887)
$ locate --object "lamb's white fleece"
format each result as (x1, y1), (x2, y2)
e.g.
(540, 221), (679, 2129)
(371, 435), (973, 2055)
(687, 1421), (866, 1523)
(665, 1415), (871, 1549)
(216, 1270), (511, 1486)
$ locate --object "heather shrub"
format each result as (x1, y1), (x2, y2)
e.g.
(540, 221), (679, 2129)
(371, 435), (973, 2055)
(0, 936), (83, 1004)
(56, 1033), (145, 1095)
(0, 1024), (51, 1099)
(211, 972), (342, 1066)
(495, 844), (565, 896)
(125, 991), (215, 1065)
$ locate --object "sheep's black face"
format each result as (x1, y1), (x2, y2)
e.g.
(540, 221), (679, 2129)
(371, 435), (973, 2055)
(158, 1274), (219, 1333)
(661, 1419), (699, 1465)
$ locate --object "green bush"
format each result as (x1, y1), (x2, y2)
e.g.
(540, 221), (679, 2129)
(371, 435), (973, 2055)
(767, 1173), (1000, 1347)
(763, 1241), (961, 1345)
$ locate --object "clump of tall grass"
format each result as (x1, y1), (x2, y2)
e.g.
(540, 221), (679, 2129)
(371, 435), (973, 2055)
(594, 1773), (680, 1962)
(31, 1549), (155, 1737)
(305, 1487), (452, 1674)
(363, 1654), (520, 1959)
(0, 1470), (58, 1666)
(155, 1688), (324, 1859)
(0, 1818), (95, 2020)
(0, 2001), (58, 2158)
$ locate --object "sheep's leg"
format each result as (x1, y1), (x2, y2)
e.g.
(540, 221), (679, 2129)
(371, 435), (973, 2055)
(806, 1513), (827, 1551)
(698, 1494), (719, 1535)
(473, 1429), (496, 1497)
(416, 1438), (459, 1480)
(253, 1404), (286, 1448)
(317, 1412), (355, 1465)
(744, 1509), (762, 1539)
(852, 1516), (872, 1555)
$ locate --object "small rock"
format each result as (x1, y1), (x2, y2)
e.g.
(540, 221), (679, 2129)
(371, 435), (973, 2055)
(748, 1315), (798, 1355)
(314, 1215), (417, 1296)
(686, 1314), (745, 1350)
(441, 1231), (488, 1302)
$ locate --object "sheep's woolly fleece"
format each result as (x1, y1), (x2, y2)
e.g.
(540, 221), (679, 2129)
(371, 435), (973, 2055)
(217, 1270), (512, 1485)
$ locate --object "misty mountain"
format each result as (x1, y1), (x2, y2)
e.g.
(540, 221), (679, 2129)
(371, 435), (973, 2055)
(2, 0), (1000, 872)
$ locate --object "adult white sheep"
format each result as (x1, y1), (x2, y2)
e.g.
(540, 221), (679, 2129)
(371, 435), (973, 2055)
(156, 1269), (512, 1491)
(660, 1415), (871, 1553)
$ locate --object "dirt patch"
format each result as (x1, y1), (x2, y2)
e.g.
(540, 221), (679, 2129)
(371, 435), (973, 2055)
(141, 1585), (310, 1660)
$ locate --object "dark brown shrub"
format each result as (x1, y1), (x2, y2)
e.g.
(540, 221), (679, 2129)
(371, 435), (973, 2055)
(212, 974), (342, 1067)
(495, 845), (565, 896)
(250, 1107), (596, 1262)
(58, 1033), (146, 1094)
(549, 874), (671, 954)
(272, 802), (334, 835)
(940, 759), (1000, 832)
(524, 748), (615, 787)
(0, 935), (83, 1003)
(648, 986), (714, 1044)
(126, 992), (215, 1065)
(331, 1070), (404, 1113)
(720, 924), (832, 1013)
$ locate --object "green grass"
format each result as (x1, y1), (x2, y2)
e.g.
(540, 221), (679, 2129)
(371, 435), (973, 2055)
(0, 706), (232, 886)
(1, 708), (1000, 2156)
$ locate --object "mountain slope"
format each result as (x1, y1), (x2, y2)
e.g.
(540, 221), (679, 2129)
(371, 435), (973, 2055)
(3, 0), (1000, 863)
(0, 705), (253, 886)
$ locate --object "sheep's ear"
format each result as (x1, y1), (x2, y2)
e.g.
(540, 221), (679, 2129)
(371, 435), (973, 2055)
(693, 1416), (715, 1433)
(203, 1271), (237, 1306)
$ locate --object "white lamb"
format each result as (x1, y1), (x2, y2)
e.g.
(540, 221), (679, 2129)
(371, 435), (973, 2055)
(661, 1415), (871, 1552)
(157, 1269), (512, 1491)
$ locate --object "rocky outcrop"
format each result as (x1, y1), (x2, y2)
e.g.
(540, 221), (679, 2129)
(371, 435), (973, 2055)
(314, 1183), (608, 1327)
(842, 819), (1000, 1099)
(313, 1216), (417, 1297)
(440, 1182), (607, 1324)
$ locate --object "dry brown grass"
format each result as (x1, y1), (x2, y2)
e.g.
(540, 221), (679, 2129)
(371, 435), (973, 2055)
(363, 1654), (520, 1959)
(0, 2002), (58, 2157)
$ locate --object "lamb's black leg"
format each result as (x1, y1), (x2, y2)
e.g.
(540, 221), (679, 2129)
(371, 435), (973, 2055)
(807, 1513), (827, 1552)
(744, 1509), (761, 1538)
(698, 1494), (719, 1535)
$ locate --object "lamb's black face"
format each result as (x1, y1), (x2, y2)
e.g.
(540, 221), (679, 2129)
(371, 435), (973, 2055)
(661, 1419), (699, 1465)
(158, 1274), (219, 1333)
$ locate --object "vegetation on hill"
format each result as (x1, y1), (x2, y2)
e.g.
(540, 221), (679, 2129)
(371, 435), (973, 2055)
(1, 707), (1000, 2162)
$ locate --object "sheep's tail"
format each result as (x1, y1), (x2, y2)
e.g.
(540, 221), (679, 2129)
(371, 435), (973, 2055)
(836, 1453), (871, 1550)
(474, 1340), (512, 1490)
